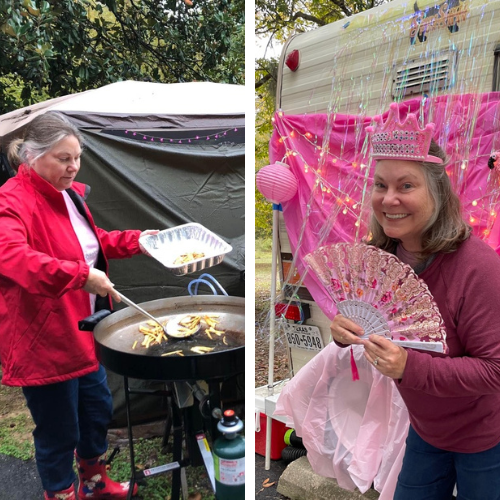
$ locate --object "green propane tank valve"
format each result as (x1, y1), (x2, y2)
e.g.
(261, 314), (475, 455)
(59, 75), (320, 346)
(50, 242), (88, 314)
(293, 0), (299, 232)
(213, 409), (245, 500)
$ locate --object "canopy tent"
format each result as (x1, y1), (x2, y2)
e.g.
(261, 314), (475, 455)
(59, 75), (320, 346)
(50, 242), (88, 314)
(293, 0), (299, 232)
(0, 80), (245, 299)
(0, 80), (245, 139)
(0, 81), (245, 425)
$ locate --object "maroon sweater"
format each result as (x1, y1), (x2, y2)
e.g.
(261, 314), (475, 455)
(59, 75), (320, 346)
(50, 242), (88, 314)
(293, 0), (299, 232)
(397, 235), (500, 452)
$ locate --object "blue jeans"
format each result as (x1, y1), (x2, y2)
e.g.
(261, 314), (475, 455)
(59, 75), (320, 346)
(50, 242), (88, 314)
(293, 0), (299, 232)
(22, 365), (113, 491)
(394, 425), (500, 500)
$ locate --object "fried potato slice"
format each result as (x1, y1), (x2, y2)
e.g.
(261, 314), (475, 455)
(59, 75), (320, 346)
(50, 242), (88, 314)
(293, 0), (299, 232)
(173, 252), (205, 265)
(190, 346), (215, 354)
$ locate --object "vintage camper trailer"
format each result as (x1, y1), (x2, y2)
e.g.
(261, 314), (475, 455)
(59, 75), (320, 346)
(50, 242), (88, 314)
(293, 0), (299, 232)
(271, 0), (500, 374)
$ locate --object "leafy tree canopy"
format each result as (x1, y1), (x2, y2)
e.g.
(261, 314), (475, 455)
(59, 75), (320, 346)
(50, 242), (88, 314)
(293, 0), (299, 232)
(256, 0), (386, 43)
(0, 0), (244, 114)
(255, 0), (386, 237)
(255, 0), (387, 91)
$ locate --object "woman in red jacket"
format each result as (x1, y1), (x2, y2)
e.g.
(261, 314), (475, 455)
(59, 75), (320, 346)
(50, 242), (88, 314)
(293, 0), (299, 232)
(0, 112), (156, 499)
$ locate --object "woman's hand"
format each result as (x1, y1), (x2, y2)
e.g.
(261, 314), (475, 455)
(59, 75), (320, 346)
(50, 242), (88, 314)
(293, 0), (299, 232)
(138, 229), (160, 256)
(83, 268), (121, 302)
(330, 314), (365, 345)
(362, 334), (408, 379)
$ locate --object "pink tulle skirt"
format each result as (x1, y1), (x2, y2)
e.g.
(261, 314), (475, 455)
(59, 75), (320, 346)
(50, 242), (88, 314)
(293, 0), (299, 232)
(274, 342), (409, 499)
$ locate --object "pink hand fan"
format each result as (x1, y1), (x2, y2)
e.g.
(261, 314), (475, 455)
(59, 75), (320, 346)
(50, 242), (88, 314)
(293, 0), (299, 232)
(304, 243), (448, 353)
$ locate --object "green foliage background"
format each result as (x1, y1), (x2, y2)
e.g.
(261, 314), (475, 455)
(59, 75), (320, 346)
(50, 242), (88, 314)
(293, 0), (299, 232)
(0, 0), (245, 114)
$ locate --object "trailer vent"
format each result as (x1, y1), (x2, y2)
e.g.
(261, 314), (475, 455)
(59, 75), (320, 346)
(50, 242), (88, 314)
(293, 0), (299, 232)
(392, 51), (457, 99)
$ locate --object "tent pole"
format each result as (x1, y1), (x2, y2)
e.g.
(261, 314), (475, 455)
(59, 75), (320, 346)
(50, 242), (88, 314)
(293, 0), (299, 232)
(265, 204), (280, 470)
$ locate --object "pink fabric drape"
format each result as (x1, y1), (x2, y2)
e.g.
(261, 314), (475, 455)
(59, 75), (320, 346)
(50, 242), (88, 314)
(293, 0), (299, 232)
(270, 93), (500, 319)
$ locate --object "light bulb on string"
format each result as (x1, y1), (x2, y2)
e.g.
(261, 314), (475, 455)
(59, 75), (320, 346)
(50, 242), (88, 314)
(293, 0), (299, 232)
(123, 127), (240, 144)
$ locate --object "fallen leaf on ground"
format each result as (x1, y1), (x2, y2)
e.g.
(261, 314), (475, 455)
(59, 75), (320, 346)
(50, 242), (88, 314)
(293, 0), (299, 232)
(262, 477), (276, 487)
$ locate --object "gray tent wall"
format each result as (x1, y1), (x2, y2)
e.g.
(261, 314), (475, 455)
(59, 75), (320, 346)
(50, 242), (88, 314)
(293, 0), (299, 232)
(1, 106), (245, 426)
(72, 121), (245, 301)
(74, 116), (245, 427)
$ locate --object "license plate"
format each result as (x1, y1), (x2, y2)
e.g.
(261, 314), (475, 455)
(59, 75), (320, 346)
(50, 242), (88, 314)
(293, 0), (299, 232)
(284, 323), (324, 351)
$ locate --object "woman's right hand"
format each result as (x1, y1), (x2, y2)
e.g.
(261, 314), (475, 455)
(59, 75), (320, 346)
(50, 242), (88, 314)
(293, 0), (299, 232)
(330, 314), (365, 345)
(83, 268), (121, 302)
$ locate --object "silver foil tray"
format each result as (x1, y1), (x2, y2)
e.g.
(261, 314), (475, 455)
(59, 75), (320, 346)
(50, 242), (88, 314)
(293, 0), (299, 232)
(139, 223), (232, 275)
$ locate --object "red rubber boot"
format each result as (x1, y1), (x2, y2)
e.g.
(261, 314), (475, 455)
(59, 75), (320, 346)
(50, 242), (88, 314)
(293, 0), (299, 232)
(44, 485), (76, 499)
(75, 453), (138, 499)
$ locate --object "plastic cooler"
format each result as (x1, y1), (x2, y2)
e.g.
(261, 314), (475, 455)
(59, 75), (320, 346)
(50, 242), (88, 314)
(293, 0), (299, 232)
(255, 412), (288, 460)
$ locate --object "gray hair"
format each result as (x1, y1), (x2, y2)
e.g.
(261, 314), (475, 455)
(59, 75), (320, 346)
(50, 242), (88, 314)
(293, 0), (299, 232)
(7, 112), (83, 168)
(367, 140), (471, 257)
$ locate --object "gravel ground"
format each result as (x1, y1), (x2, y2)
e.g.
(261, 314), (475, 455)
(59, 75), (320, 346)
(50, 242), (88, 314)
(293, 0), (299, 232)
(255, 453), (290, 500)
(255, 262), (292, 388)
(255, 260), (292, 500)
(255, 320), (291, 389)
(0, 454), (44, 500)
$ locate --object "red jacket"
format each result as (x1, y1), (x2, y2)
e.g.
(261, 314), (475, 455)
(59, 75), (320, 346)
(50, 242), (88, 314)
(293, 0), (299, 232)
(0, 165), (142, 386)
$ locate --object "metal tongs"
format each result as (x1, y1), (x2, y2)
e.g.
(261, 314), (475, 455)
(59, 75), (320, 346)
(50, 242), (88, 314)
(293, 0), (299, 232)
(116, 291), (201, 339)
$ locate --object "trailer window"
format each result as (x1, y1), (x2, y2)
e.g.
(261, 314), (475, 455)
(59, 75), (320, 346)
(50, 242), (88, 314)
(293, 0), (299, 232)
(493, 46), (500, 92)
(392, 50), (457, 100)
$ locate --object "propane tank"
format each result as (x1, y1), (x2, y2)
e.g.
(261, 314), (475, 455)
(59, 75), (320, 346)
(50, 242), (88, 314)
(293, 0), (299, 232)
(213, 409), (245, 500)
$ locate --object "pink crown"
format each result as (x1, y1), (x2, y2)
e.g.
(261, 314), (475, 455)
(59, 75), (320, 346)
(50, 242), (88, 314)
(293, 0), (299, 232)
(366, 103), (443, 164)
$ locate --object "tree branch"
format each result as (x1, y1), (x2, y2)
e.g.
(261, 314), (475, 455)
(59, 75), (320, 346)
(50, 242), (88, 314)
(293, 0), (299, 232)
(255, 73), (272, 90)
(291, 11), (328, 26)
(329, 0), (353, 17)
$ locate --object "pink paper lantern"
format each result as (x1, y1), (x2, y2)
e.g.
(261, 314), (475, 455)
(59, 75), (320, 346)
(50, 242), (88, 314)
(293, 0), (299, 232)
(256, 162), (298, 204)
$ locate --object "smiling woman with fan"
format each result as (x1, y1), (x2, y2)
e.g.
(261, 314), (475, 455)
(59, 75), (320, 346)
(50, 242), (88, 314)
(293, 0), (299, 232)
(328, 103), (500, 500)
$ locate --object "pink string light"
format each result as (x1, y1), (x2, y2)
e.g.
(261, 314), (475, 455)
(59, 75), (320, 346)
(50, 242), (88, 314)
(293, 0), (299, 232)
(123, 127), (241, 143)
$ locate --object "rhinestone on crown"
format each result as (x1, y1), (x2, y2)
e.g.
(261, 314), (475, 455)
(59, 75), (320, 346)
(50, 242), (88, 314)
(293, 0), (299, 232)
(366, 103), (442, 164)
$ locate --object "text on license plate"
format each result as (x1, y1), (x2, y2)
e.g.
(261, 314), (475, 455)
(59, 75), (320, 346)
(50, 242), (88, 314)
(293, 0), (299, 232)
(284, 324), (324, 351)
